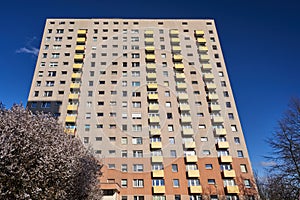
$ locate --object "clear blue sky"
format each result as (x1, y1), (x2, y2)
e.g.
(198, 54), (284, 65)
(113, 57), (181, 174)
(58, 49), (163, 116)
(1, 0), (299, 175)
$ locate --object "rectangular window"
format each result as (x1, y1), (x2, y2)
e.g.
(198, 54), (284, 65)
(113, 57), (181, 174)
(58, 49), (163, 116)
(237, 150), (244, 158)
(173, 179), (180, 187)
(133, 164), (144, 172)
(132, 81), (140, 87)
(133, 150), (143, 158)
(121, 164), (128, 172)
(240, 164), (247, 173)
(172, 164), (178, 172)
(132, 137), (143, 144)
(205, 164), (213, 169)
(133, 179), (144, 187)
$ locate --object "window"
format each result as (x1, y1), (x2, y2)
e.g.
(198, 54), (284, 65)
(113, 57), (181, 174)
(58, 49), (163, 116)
(231, 125), (237, 132)
(188, 179), (200, 186)
(234, 137), (240, 144)
(226, 102), (231, 108)
(237, 150), (244, 158)
(121, 150), (128, 158)
(88, 91), (93, 97)
(131, 37), (139, 42)
(221, 81), (226, 87)
(132, 62), (140, 67)
(170, 150), (177, 158)
(121, 164), (128, 172)
(201, 137), (208, 142)
(109, 137), (116, 142)
(169, 137), (175, 144)
(167, 113), (173, 119)
(132, 124), (142, 132)
(132, 81), (140, 87)
(95, 137), (102, 141)
(56, 29), (64, 34)
(84, 124), (90, 131)
(240, 164), (247, 173)
(163, 71), (168, 77)
(132, 92), (141, 97)
(205, 164), (213, 169)
(228, 113), (234, 119)
(223, 91), (229, 97)
(165, 91), (170, 97)
(203, 150), (211, 155)
(165, 102), (171, 107)
(244, 179), (251, 188)
(173, 179), (179, 187)
(41, 102), (51, 108)
(121, 179), (127, 187)
(132, 101), (141, 108)
(152, 179), (165, 186)
(33, 91), (39, 97)
(132, 71), (140, 77)
(133, 150), (143, 158)
(109, 150), (116, 155)
(85, 113), (91, 119)
(134, 196), (144, 200)
(199, 124), (206, 129)
(168, 125), (174, 132)
(208, 179), (216, 184)
(121, 137), (128, 145)
(133, 179), (144, 187)
(172, 164), (178, 172)
(83, 137), (89, 144)
(133, 164), (144, 172)
(108, 164), (115, 169)
(43, 91), (53, 97)
(132, 137), (143, 144)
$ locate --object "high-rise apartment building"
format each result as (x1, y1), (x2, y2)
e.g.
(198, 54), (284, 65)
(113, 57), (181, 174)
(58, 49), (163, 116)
(27, 19), (258, 200)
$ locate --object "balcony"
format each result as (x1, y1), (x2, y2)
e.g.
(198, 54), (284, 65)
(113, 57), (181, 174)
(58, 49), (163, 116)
(199, 46), (208, 52)
(200, 55), (210, 61)
(217, 141), (229, 149)
(70, 83), (80, 89)
(145, 38), (154, 43)
(203, 73), (215, 80)
(189, 186), (202, 194)
(76, 37), (86, 43)
(195, 30), (204, 37)
(71, 73), (81, 79)
(173, 54), (183, 61)
(178, 93), (188, 100)
(184, 141), (196, 149)
(208, 94), (219, 100)
(179, 104), (190, 111)
(147, 73), (157, 79)
(153, 186), (165, 194)
(175, 73), (185, 79)
(182, 128), (194, 136)
(145, 46), (155, 52)
(197, 38), (206, 44)
(65, 116), (76, 123)
(223, 170), (236, 178)
(147, 83), (158, 90)
(148, 93), (158, 100)
(73, 63), (83, 69)
(170, 29), (179, 35)
(174, 63), (184, 70)
(151, 141), (162, 149)
(152, 170), (164, 177)
(151, 156), (163, 163)
(186, 155), (198, 163)
(176, 82), (187, 89)
(170, 38), (180, 43)
(149, 104), (159, 111)
(220, 156), (233, 163)
(67, 104), (78, 111)
(172, 46), (181, 52)
(77, 30), (87, 35)
(202, 64), (212, 70)
(75, 45), (85, 52)
(212, 116), (224, 123)
(149, 116), (160, 123)
(214, 128), (227, 136)
(145, 30), (154, 35)
(146, 54), (155, 61)
(225, 186), (239, 194)
(150, 129), (161, 136)
(181, 116), (192, 123)
(146, 63), (156, 69)
(74, 54), (84, 61)
(68, 93), (79, 99)
(206, 84), (217, 90)
(187, 170), (200, 178)
(210, 105), (221, 111)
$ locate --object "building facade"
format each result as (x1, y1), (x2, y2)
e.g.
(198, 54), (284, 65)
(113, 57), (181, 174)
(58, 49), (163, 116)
(27, 19), (258, 200)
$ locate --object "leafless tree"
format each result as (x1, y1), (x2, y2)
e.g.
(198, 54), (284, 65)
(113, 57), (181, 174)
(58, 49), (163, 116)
(0, 105), (102, 199)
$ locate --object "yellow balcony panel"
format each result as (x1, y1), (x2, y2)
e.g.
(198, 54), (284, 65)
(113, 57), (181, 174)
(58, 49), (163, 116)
(150, 129), (161, 136)
(70, 83), (80, 89)
(151, 156), (163, 163)
(149, 104), (159, 111)
(173, 54), (183, 61)
(145, 46), (155, 52)
(174, 63), (184, 70)
(71, 73), (81, 79)
(187, 170), (200, 178)
(149, 116), (160, 123)
(199, 46), (208, 52)
(181, 116), (192, 123)
(146, 54), (155, 61)
(206, 84), (217, 90)
(203, 73), (215, 80)
(67, 105), (78, 111)
(186, 155), (198, 163)
(182, 128), (194, 136)
(179, 104), (190, 111)
(152, 170), (164, 177)
(75, 45), (85, 51)
(172, 46), (181, 52)
(220, 156), (233, 163)
(73, 63), (83, 69)
(146, 63), (156, 69)
(175, 73), (185, 79)
(68, 93), (79, 99)
(190, 186), (202, 194)
(65, 116), (76, 123)
(210, 105), (221, 111)
(64, 128), (76, 135)
(195, 30), (205, 36)
(171, 38), (180, 43)
(74, 54), (84, 60)
(151, 141), (162, 149)
(147, 83), (158, 90)
(76, 37), (86, 43)
(153, 186), (165, 194)
(184, 141), (196, 149)
(217, 141), (229, 149)
(77, 30), (87, 35)
(178, 93), (188, 100)
(200, 55), (210, 61)
(145, 30), (154, 35)
(223, 170), (236, 178)
(176, 82), (187, 89)
(208, 94), (219, 100)
(148, 93), (158, 100)
(226, 185), (239, 194)
(197, 38), (207, 44)
(215, 128), (227, 136)
(145, 38), (154, 43)
(170, 29), (179, 35)
(147, 73), (157, 79)
(202, 64), (212, 70)
(212, 116), (224, 123)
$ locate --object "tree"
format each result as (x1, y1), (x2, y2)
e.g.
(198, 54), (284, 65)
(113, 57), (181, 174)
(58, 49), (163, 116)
(0, 105), (102, 199)
(265, 97), (300, 199)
